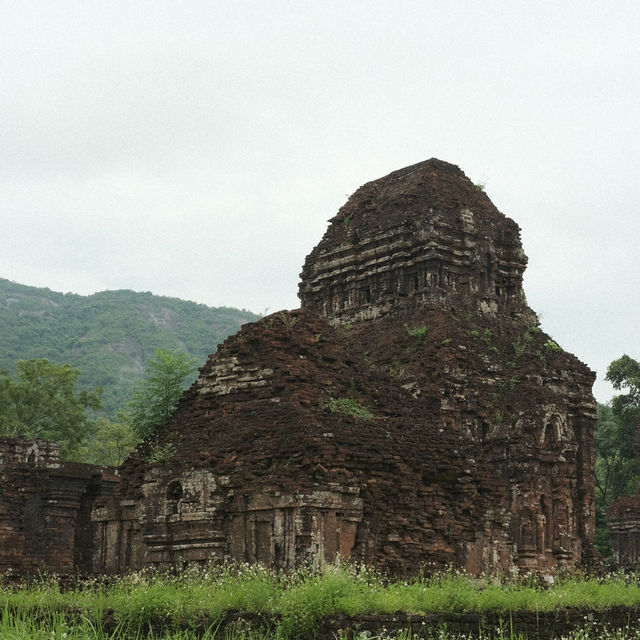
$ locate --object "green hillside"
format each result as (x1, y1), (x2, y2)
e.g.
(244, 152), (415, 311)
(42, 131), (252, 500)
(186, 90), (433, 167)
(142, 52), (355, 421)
(0, 278), (259, 417)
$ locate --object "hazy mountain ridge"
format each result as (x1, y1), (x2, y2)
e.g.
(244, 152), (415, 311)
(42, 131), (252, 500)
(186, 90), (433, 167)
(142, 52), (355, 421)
(0, 278), (259, 416)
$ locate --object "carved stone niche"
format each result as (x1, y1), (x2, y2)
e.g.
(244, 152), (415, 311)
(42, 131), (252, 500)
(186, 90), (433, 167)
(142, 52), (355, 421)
(228, 489), (363, 571)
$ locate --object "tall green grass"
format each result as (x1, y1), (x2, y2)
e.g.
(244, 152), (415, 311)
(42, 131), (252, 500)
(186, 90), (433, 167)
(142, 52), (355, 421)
(3, 564), (640, 638)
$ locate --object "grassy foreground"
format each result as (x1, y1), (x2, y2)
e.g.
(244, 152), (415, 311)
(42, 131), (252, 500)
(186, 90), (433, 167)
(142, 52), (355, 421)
(3, 563), (640, 639)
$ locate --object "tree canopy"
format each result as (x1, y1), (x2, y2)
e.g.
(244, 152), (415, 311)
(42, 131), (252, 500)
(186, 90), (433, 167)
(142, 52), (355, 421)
(0, 358), (102, 459)
(79, 414), (140, 466)
(128, 348), (198, 438)
(0, 278), (257, 417)
(0, 349), (198, 464)
(593, 354), (640, 556)
(607, 354), (640, 411)
(595, 402), (639, 506)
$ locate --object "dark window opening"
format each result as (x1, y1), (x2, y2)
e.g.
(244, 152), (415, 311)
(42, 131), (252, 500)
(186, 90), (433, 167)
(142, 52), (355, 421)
(167, 480), (183, 501)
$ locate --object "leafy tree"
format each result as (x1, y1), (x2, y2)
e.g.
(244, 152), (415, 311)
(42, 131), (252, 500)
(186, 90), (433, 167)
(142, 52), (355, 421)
(607, 354), (640, 410)
(595, 403), (640, 507)
(593, 355), (640, 556)
(77, 413), (140, 466)
(128, 348), (198, 438)
(0, 278), (258, 418)
(0, 358), (102, 459)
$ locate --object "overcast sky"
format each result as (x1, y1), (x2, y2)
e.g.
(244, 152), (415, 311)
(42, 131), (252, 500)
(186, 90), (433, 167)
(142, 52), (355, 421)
(1, 1), (638, 402)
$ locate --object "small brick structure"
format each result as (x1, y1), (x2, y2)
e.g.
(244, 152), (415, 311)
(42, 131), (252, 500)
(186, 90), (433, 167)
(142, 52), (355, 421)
(0, 436), (117, 577)
(0, 159), (598, 577)
(608, 496), (640, 564)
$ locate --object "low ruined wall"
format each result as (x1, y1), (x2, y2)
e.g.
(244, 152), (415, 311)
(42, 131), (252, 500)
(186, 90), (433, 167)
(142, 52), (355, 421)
(102, 607), (640, 640)
(0, 436), (118, 578)
(318, 608), (640, 639)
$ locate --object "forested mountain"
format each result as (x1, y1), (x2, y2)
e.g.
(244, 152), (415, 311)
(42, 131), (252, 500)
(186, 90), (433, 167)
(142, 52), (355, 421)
(0, 278), (259, 416)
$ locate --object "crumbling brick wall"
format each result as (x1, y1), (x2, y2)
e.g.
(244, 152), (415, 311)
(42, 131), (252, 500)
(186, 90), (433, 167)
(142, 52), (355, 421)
(0, 436), (117, 577)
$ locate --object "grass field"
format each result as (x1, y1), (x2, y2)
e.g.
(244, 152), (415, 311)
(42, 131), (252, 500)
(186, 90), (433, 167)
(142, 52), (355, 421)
(2, 563), (640, 639)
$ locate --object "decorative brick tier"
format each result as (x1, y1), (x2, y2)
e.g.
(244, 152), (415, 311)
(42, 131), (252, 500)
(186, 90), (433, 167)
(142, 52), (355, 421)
(299, 159), (530, 324)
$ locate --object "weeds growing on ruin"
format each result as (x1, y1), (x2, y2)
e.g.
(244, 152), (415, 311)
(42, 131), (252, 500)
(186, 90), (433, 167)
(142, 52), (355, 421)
(405, 324), (430, 341)
(327, 397), (374, 420)
(543, 339), (562, 353)
(148, 442), (177, 463)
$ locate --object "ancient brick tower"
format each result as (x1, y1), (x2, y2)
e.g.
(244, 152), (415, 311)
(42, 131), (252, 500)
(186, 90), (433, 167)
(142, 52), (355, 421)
(89, 159), (597, 576)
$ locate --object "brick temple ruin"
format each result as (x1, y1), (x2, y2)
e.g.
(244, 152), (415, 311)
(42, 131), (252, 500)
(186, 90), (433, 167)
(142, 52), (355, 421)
(608, 497), (640, 565)
(608, 430), (640, 564)
(0, 159), (598, 578)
